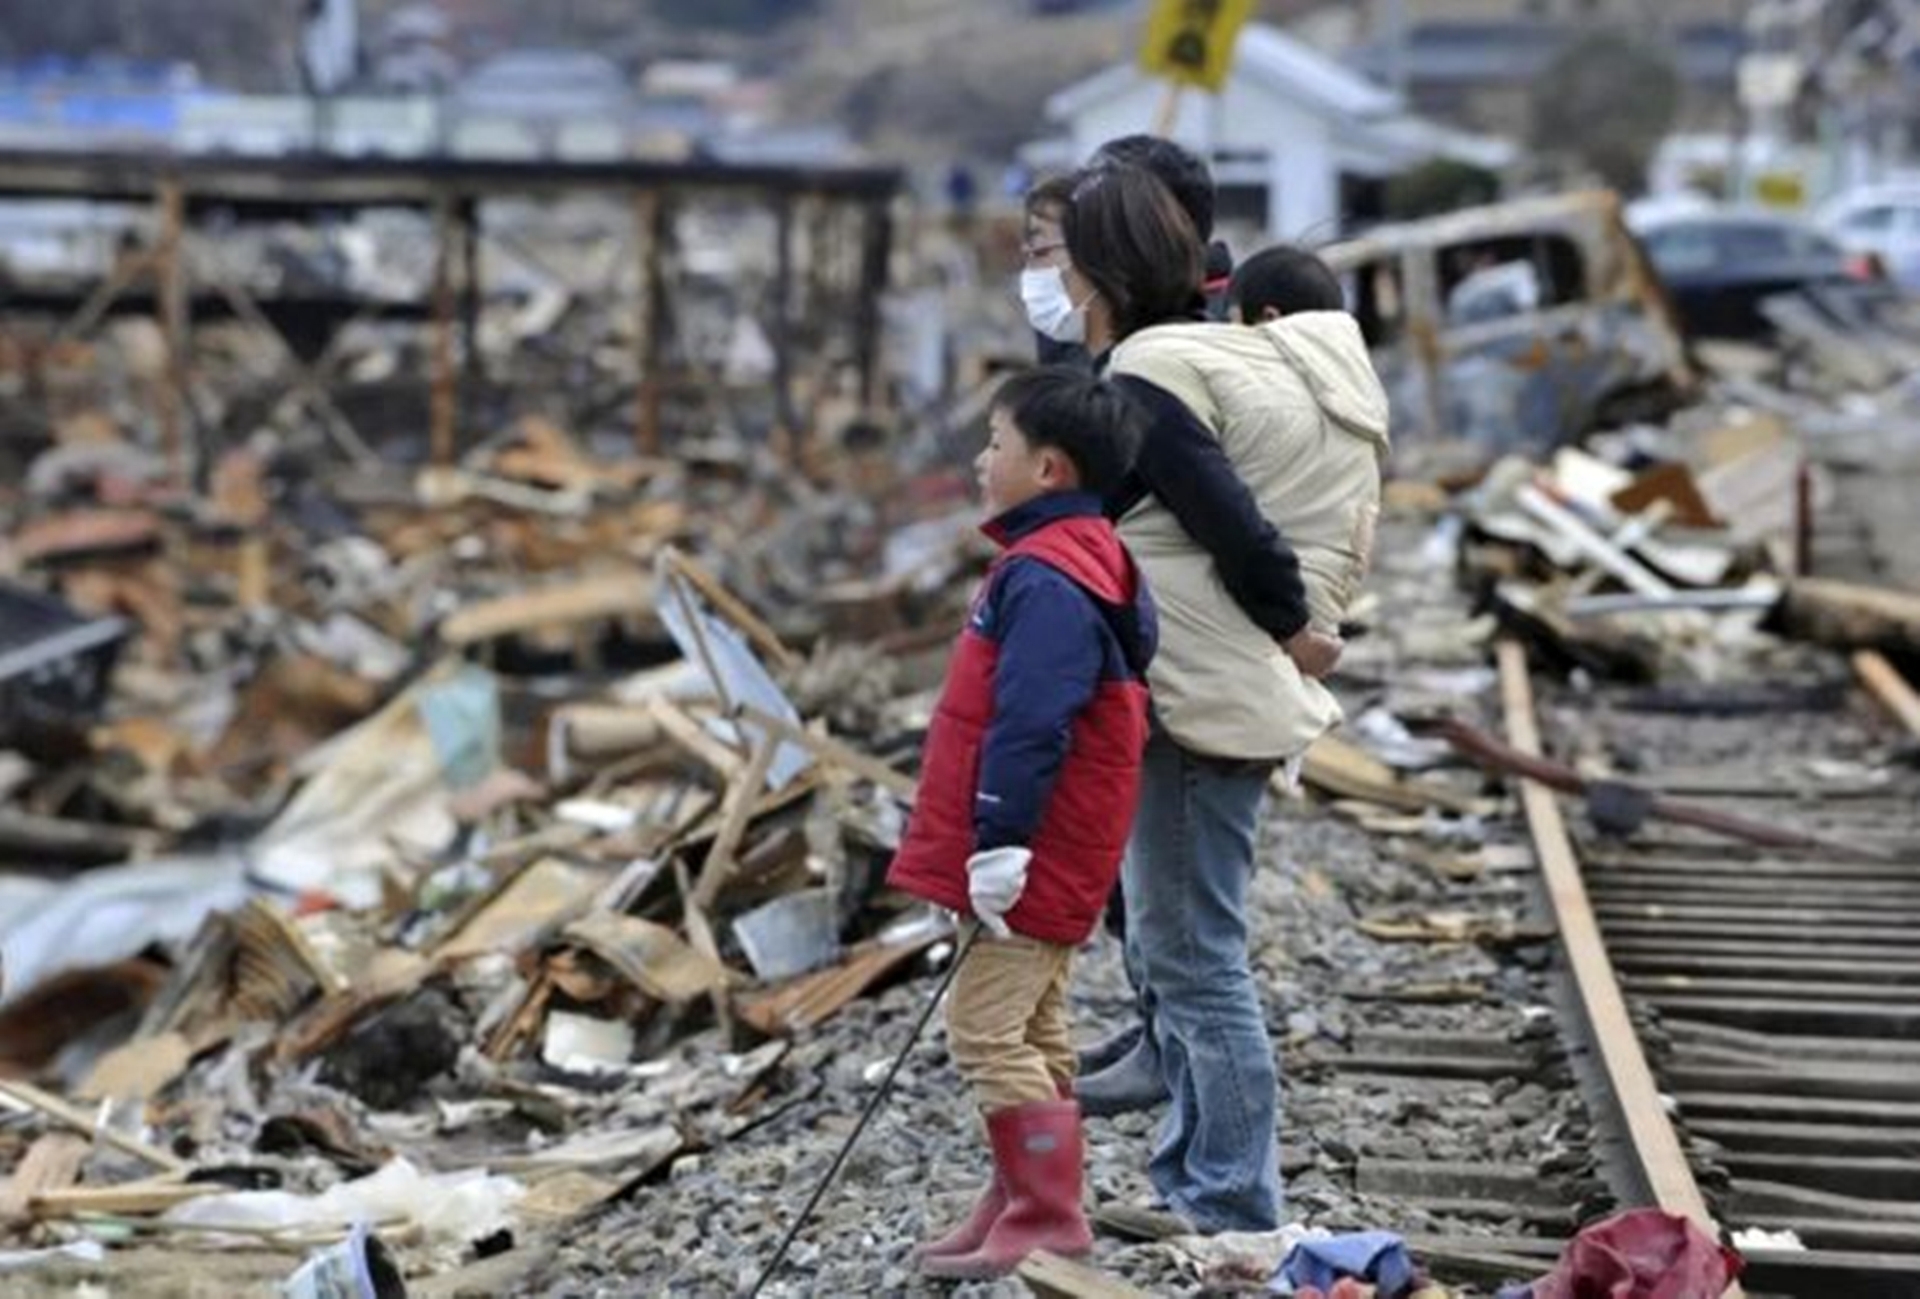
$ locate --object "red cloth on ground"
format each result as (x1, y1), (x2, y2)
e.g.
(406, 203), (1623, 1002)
(1528, 1208), (1743, 1299)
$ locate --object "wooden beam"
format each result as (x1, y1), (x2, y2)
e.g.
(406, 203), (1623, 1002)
(30, 1181), (218, 1219)
(459, 196), (483, 387)
(855, 198), (892, 411)
(1854, 650), (1920, 738)
(693, 735), (780, 911)
(662, 548), (801, 673)
(736, 705), (915, 802)
(1495, 640), (1739, 1280)
(0, 1078), (189, 1174)
(772, 192), (797, 448)
(650, 697), (748, 782)
(1779, 579), (1920, 657)
(205, 273), (378, 466)
(430, 191), (458, 467)
(0, 1135), (88, 1224)
(53, 248), (155, 343)
(634, 188), (665, 456)
(156, 178), (190, 491)
(1018, 1250), (1153, 1298)
(439, 571), (653, 647)
(672, 854), (733, 1038)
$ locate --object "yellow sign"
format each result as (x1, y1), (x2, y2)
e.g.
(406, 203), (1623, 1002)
(1139, 0), (1256, 94)
(1753, 171), (1806, 209)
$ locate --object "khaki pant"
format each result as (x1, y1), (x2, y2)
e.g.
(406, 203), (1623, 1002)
(946, 923), (1076, 1112)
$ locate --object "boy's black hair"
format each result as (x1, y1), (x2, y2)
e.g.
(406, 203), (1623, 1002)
(1090, 134), (1215, 242)
(1228, 244), (1345, 319)
(992, 366), (1145, 497)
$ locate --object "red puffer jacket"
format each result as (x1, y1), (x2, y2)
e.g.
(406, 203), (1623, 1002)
(887, 493), (1155, 945)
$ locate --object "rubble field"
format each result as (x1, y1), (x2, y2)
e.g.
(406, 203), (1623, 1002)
(4, 190), (1920, 1297)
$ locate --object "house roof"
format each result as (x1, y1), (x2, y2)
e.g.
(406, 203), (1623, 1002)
(1046, 22), (1400, 124)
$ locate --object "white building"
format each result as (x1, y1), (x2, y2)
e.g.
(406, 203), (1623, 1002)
(1037, 23), (1512, 240)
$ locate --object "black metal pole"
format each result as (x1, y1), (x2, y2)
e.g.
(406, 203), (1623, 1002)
(747, 925), (980, 1297)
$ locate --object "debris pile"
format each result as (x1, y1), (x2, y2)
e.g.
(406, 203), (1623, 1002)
(0, 377), (998, 1289)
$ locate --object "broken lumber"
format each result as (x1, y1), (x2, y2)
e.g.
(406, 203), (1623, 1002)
(651, 698), (748, 781)
(1854, 650), (1920, 738)
(693, 736), (781, 910)
(1299, 733), (1484, 816)
(440, 571), (653, 647)
(0, 1078), (189, 1173)
(0, 1134), (89, 1224)
(1018, 1250), (1154, 1298)
(736, 705), (915, 801)
(660, 548), (800, 672)
(1776, 579), (1920, 658)
(29, 1181), (219, 1219)
(735, 934), (938, 1037)
(1514, 484), (1671, 597)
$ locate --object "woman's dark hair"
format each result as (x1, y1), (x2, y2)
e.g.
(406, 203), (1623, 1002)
(991, 366), (1145, 497)
(1062, 164), (1206, 341)
(1023, 174), (1076, 219)
(1228, 245), (1346, 319)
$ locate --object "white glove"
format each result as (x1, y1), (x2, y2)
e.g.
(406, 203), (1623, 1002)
(966, 846), (1032, 939)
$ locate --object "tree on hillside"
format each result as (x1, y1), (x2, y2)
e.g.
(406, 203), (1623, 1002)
(1527, 28), (1680, 194)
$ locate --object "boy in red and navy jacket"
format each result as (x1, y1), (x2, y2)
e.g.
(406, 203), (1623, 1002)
(888, 366), (1157, 1280)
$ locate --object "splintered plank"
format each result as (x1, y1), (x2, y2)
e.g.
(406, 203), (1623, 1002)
(440, 571), (654, 647)
(1855, 650), (1920, 737)
(1017, 1250), (1152, 1298)
(30, 1180), (221, 1219)
(0, 1079), (187, 1173)
(0, 1134), (88, 1224)
(735, 935), (938, 1037)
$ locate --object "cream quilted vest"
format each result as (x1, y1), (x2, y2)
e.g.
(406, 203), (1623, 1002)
(1107, 312), (1389, 760)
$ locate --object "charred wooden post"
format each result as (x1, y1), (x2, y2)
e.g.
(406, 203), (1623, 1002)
(156, 178), (190, 491)
(772, 191), (797, 450)
(633, 188), (666, 456)
(459, 196), (483, 389)
(430, 191), (458, 467)
(855, 196), (892, 413)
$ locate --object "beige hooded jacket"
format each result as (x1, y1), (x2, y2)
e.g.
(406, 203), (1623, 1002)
(1108, 310), (1389, 760)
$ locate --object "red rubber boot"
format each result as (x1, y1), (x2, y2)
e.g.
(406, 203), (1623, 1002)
(920, 1099), (1092, 1280)
(910, 1172), (1006, 1264)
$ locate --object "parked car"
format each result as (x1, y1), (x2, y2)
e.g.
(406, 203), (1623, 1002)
(1817, 185), (1920, 290)
(1631, 209), (1867, 340)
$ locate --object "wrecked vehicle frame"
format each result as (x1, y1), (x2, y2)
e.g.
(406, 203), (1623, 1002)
(1323, 190), (1696, 453)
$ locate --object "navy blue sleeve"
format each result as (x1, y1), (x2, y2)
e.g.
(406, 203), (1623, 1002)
(972, 559), (1104, 851)
(1109, 374), (1310, 642)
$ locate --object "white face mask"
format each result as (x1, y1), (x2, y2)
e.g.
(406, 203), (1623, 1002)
(1019, 266), (1089, 344)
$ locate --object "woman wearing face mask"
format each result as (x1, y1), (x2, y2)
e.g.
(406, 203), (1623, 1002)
(1044, 162), (1383, 1237)
(1020, 175), (1090, 366)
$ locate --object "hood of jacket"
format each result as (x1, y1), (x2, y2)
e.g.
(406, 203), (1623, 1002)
(1257, 311), (1390, 455)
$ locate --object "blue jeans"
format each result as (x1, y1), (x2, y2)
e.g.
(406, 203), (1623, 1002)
(1121, 728), (1280, 1232)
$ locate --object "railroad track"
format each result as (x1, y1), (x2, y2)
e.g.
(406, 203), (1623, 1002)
(1509, 640), (1920, 1298)
(1295, 638), (1920, 1298)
